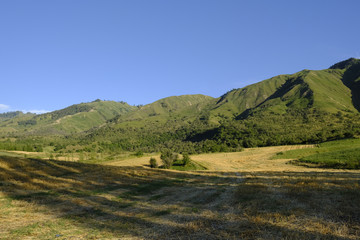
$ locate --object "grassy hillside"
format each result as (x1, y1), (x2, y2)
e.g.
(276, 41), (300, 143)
(1, 58), (360, 154)
(65, 59), (360, 154)
(274, 138), (360, 169)
(114, 94), (214, 121)
(81, 95), (216, 153)
(339, 59), (360, 111)
(212, 59), (360, 120)
(0, 111), (34, 122)
(235, 69), (358, 119)
(211, 74), (288, 118)
(0, 100), (137, 136)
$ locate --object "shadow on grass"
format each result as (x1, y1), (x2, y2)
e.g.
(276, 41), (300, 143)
(0, 156), (359, 239)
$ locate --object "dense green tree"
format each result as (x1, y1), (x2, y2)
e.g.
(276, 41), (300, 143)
(160, 150), (178, 169)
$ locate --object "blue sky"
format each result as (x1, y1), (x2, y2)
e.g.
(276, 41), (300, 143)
(1, 0), (359, 113)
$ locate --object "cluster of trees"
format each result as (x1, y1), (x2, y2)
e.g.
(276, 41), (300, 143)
(79, 109), (360, 154)
(0, 108), (359, 156)
(150, 150), (191, 169)
(0, 140), (43, 152)
(38, 104), (93, 121)
(211, 109), (360, 148)
(18, 119), (37, 126)
(0, 111), (25, 121)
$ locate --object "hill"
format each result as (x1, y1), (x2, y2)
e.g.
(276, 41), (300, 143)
(0, 111), (34, 122)
(0, 100), (136, 136)
(113, 94), (214, 122)
(0, 58), (359, 154)
(80, 58), (360, 153)
(212, 58), (360, 120)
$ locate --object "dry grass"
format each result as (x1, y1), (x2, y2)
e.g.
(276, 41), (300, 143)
(0, 145), (360, 239)
(105, 154), (161, 168)
(191, 145), (317, 171)
(105, 145), (315, 171)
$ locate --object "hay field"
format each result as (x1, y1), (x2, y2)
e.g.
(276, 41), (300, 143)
(107, 145), (316, 172)
(0, 145), (359, 239)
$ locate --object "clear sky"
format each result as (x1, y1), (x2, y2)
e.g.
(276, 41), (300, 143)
(1, 0), (360, 113)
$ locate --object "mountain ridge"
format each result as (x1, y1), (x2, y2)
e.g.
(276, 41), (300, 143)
(1, 58), (359, 153)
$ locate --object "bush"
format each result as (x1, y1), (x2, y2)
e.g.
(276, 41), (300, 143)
(160, 149), (178, 169)
(135, 151), (144, 157)
(149, 157), (158, 168)
(182, 153), (190, 166)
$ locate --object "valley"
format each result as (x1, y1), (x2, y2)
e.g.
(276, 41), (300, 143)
(0, 58), (360, 239)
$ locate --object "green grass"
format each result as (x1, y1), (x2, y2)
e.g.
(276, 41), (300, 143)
(274, 138), (360, 159)
(274, 138), (360, 169)
(298, 147), (360, 169)
(170, 160), (207, 171)
(305, 69), (356, 113)
(0, 151), (24, 158)
(0, 100), (136, 136)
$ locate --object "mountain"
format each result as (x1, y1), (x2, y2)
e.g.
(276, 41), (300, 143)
(81, 94), (215, 152)
(0, 111), (34, 122)
(210, 58), (360, 120)
(82, 58), (360, 153)
(114, 94), (214, 122)
(0, 100), (136, 136)
(0, 58), (359, 154)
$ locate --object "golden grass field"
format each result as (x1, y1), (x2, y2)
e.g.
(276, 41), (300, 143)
(1, 145), (359, 239)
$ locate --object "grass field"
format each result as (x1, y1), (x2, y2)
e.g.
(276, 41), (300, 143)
(0, 144), (360, 239)
(274, 138), (360, 169)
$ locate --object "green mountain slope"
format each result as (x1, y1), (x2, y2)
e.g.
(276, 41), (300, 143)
(83, 58), (360, 153)
(81, 95), (215, 152)
(1, 58), (360, 154)
(335, 58), (360, 111)
(116, 94), (214, 121)
(211, 74), (288, 118)
(210, 59), (360, 121)
(0, 100), (136, 136)
(0, 111), (34, 122)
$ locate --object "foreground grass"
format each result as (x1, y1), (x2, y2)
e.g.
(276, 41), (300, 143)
(0, 156), (359, 239)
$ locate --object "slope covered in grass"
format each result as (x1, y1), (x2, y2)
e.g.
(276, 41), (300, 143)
(299, 147), (360, 169)
(274, 138), (360, 169)
(1, 58), (360, 154)
(118, 94), (214, 121)
(0, 100), (137, 136)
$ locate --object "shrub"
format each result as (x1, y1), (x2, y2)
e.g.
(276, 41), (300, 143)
(182, 153), (190, 166)
(135, 151), (144, 157)
(160, 149), (178, 169)
(149, 157), (158, 168)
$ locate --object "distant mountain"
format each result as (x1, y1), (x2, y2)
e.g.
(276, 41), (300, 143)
(114, 94), (214, 122)
(0, 100), (136, 136)
(82, 58), (360, 153)
(0, 111), (34, 122)
(0, 58), (359, 154)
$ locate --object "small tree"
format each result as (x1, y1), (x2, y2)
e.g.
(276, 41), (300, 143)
(135, 150), (144, 157)
(182, 153), (190, 166)
(160, 149), (178, 169)
(149, 157), (158, 168)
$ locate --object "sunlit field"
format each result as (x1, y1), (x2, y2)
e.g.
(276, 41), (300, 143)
(0, 144), (359, 239)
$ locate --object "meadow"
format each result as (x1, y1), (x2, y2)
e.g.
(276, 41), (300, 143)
(274, 138), (360, 169)
(1, 142), (359, 239)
